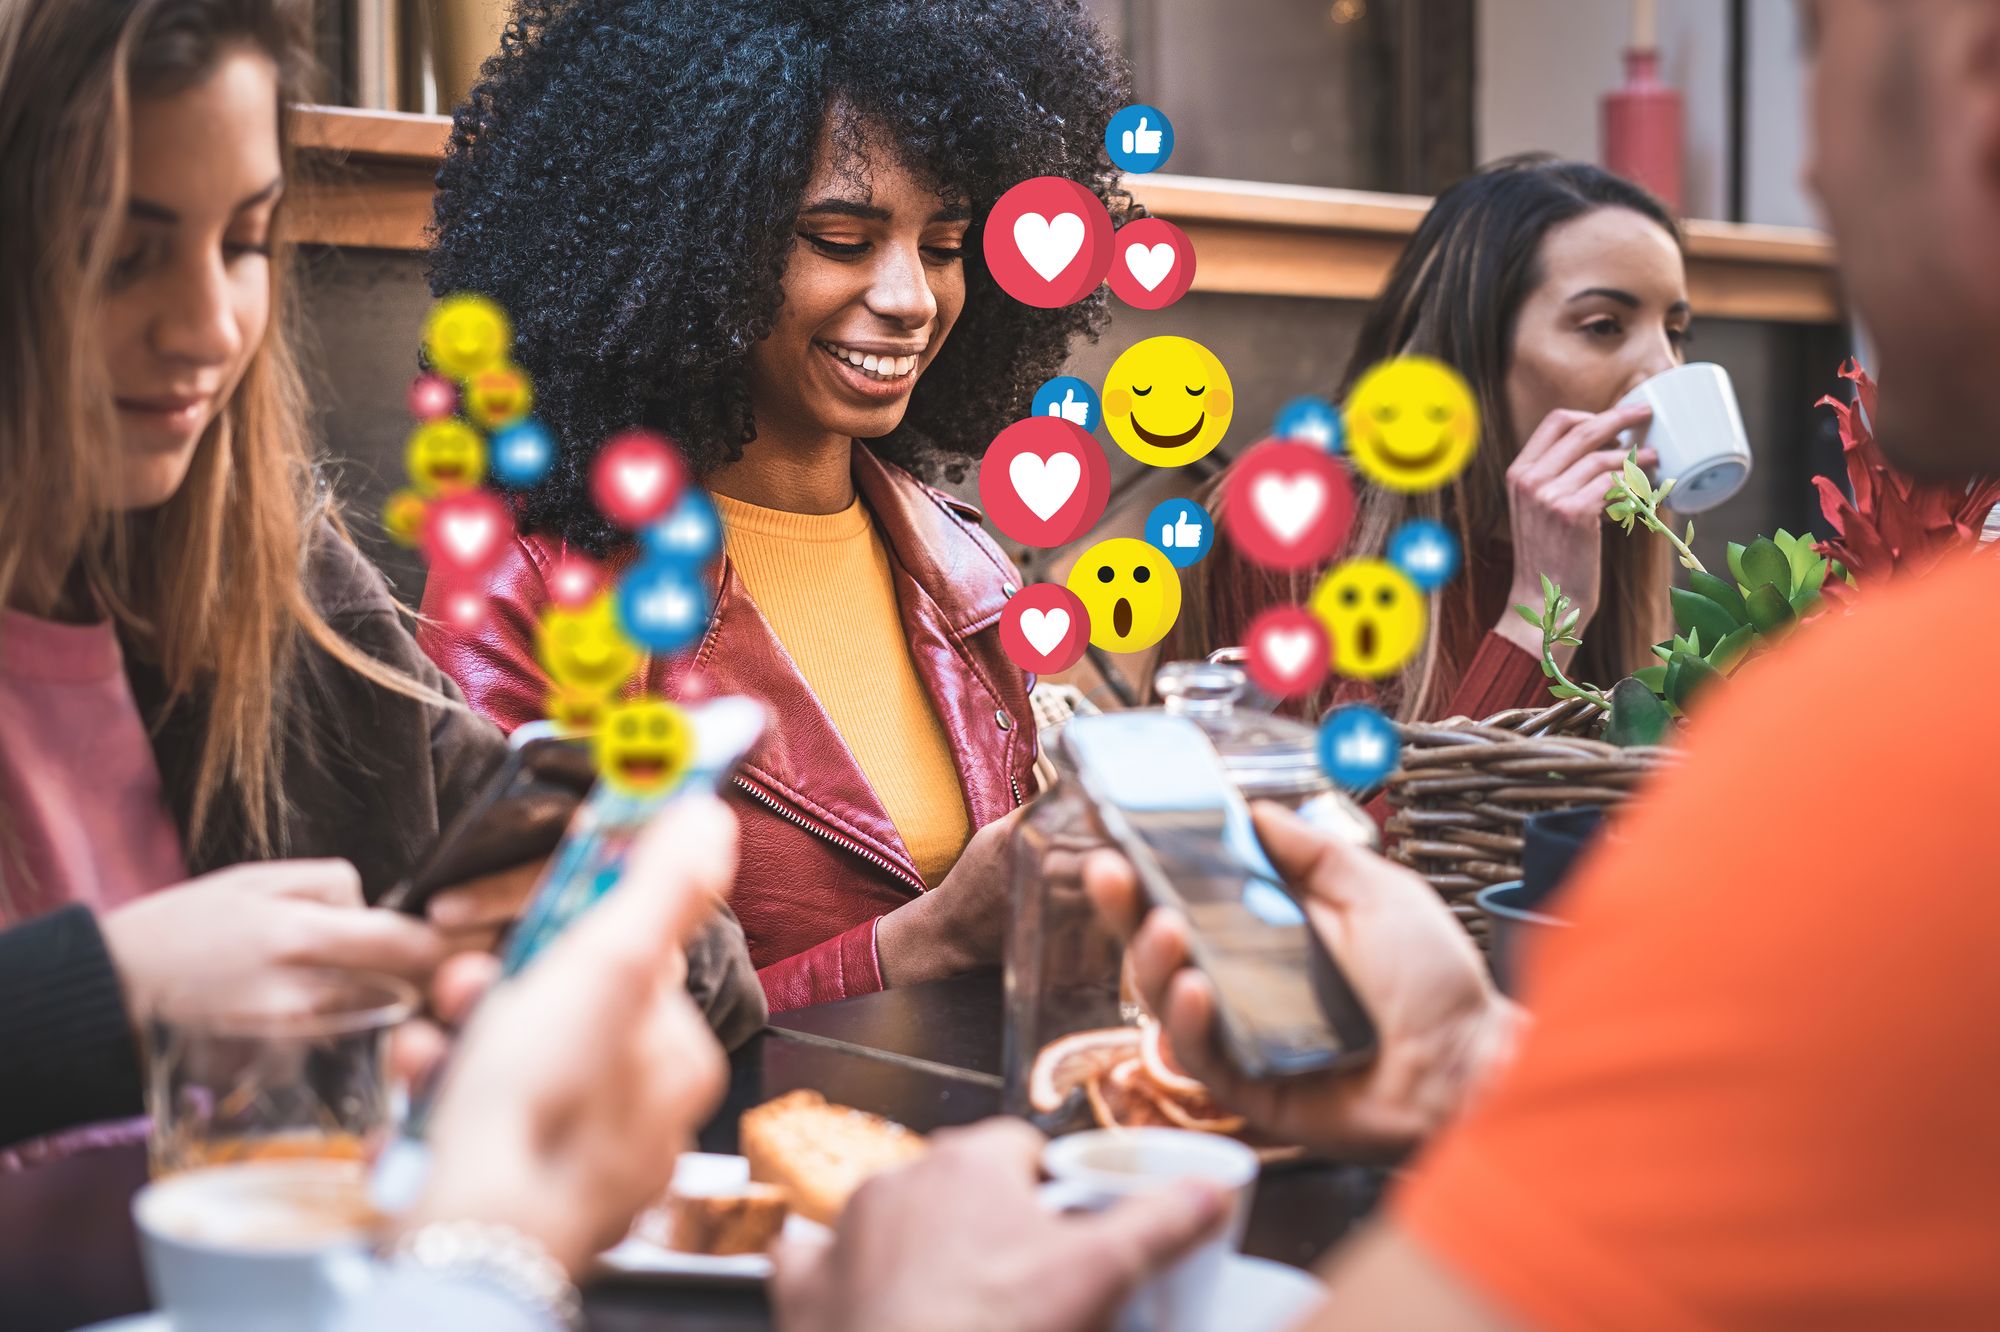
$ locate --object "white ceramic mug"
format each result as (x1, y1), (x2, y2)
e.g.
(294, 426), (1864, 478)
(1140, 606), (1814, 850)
(133, 1160), (382, 1332)
(1616, 361), (1753, 513)
(1040, 1128), (1260, 1332)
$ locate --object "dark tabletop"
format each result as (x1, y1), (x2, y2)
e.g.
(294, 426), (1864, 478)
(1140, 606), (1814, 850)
(584, 972), (1386, 1332)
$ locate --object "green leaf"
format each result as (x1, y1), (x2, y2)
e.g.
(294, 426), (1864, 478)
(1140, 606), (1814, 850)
(1706, 624), (1757, 672)
(1540, 572), (1556, 604)
(1684, 626), (1704, 658)
(1548, 682), (1581, 700)
(1652, 643), (1674, 663)
(1741, 537), (1792, 596)
(1687, 570), (1750, 625)
(1778, 530), (1818, 586)
(1685, 519), (1696, 545)
(1606, 500), (1634, 523)
(1667, 652), (1723, 709)
(1621, 456), (1652, 499)
(1605, 677), (1673, 747)
(1671, 586), (1741, 647)
(1558, 607), (1581, 636)
(1657, 477), (1677, 503)
(1513, 602), (1542, 628)
(1745, 582), (1797, 634)
(1788, 584), (1823, 617)
(1631, 664), (1669, 693)
(1540, 658), (1557, 678)
(1726, 541), (1748, 588)
(1799, 555), (1830, 594)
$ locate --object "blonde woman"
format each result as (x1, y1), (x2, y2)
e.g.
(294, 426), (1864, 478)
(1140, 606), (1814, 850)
(1160, 156), (1684, 722)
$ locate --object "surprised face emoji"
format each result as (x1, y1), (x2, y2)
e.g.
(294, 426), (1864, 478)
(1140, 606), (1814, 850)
(1065, 537), (1182, 653)
(1311, 558), (1425, 680)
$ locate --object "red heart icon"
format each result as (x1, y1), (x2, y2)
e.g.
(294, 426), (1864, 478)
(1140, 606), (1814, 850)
(591, 430), (686, 529)
(546, 553), (606, 609)
(1221, 440), (1356, 571)
(978, 418), (1109, 548)
(998, 583), (1091, 674)
(423, 490), (515, 576)
(1243, 605), (1330, 698)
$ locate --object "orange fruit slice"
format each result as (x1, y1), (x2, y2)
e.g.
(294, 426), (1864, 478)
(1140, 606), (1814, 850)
(1138, 1019), (1208, 1102)
(1029, 1026), (1142, 1114)
(1086, 1058), (1177, 1129)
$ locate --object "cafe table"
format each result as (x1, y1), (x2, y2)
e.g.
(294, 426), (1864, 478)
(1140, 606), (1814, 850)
(585, 970), (1388, 1332)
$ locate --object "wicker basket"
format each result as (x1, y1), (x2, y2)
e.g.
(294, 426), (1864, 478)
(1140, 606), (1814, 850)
(1382, 697), (1677, 946)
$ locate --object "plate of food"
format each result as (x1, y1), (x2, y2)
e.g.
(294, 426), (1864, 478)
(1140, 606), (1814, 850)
(599, 1090), (927, 1286)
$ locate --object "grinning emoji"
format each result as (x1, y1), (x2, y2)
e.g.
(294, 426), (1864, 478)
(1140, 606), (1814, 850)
(1342, 356), (1479, 492)
(595, 696), (692, 797)
(1102, 336), (1233, 468)
(405, 419), (488, 496)
(1065, 537), (1183, 652)
(1311, 558), (1426, 680)
(464, 364), (534, 430)
(423, 293), (511, 383)
(538, 593), (641, 705)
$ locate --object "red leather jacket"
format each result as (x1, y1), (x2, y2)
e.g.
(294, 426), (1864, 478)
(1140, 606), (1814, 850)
(417, 447), (1037, 1011)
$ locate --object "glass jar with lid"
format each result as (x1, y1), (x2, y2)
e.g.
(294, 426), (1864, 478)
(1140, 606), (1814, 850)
(1001, 661), (1376, 1129)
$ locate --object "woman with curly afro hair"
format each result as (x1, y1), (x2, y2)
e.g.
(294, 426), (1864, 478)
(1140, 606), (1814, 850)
(419, 0), (1130, 1010)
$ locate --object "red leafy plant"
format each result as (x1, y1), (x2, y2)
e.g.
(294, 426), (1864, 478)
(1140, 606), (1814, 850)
(1813, 359), (2000, 603)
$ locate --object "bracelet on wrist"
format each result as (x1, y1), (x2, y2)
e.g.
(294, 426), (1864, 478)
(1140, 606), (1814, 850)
(387, 1219), (582, 1329)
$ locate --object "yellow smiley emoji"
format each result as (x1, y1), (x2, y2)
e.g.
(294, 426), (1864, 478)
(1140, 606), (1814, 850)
(537, 593), (641, 696)
(423, 293), (512, 383)
(1310, 558), (1426, 680)
(405, 418), (488, 496)
(465, 365), (534, 430)
(595, 696), (692, 796)
(1065, 537), (1183, 652)
(1343, 356), (1479, 492)
(380, 488), (428, 547)
(1102, 336), (1233, 468)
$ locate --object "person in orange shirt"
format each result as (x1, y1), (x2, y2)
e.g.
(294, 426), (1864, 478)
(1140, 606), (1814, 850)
(773, 3), (2000, 1329)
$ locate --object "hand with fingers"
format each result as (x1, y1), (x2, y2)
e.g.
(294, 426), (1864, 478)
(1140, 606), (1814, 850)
(398, 797), (738, 1277)
(1083, 803), (1526, 1164)
(772, 1119), (1227, 1332)
(100, 859), (450, 1025)
(1496, 403), (1657, 665)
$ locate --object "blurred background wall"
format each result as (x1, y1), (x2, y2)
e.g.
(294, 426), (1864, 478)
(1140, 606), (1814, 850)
(302, 0), (1849, 629)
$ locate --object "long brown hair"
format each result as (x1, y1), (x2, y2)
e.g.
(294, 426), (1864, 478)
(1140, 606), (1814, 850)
(1163, 155), (1677, 719)
(0, 0), (434, 870)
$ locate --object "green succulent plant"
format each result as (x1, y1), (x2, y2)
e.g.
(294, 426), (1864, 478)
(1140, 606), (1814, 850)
(1514, 453), (1831, 746)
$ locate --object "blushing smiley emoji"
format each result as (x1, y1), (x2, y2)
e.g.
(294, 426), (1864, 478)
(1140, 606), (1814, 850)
(1342, 355), (1480, 492)
(1102, 336), (1233, 468)
(1065, 537), (1182, 652)
(537, 593), (641, 698)
(1310, 557), (1426, 681)
(595, 696), (692, 797)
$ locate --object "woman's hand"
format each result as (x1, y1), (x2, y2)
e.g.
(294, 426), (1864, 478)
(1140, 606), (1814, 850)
(1084, 803), (1525, 1164)
(100, 860), (448, 1025)
(772, 1120), (1225, 1332)
(422, 858), (550, 953)
(1496, 403), (1656, 665)
(874, 809), (1023, 987)
(400, 798), (737, 1277)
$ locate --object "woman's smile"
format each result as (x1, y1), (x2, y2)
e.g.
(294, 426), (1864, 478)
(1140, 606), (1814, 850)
(814, 335), (927, 402)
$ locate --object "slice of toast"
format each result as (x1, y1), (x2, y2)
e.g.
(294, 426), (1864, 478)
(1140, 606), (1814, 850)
(739, 1090), (927, 1227)
(664, 1181), (790, 1256)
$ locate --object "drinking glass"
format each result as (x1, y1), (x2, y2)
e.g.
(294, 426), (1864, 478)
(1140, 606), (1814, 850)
(146, 968), (418, 1177)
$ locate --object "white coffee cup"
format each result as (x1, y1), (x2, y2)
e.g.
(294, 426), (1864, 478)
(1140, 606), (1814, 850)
(1616, 361), (1754, 513)
(1041, 1128), (1260, 1332)
(133, 1160), (383, 1332)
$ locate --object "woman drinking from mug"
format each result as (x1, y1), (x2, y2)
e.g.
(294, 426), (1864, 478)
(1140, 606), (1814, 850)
(419, 0), (1129, 1009)
(1160, 156), (1686, 721)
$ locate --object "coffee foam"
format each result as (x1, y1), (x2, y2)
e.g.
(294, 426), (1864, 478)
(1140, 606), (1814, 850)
(138, 1160), (383, 1251)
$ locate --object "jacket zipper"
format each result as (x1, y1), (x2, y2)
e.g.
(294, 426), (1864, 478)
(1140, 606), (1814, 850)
(733, 775), (929, 895)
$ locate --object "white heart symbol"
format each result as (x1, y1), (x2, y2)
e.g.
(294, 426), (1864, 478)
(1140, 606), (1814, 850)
(1124, 241), (1175, 292)
(1019, 608), (1071, 657)
(1262, 628), (1314, 679)
(1009, 451), (1082, 522)
(618, 459), (664, 503)
(1013, 212), (1086, 283)
(1250, 473), (1326, 544)
(441, 513), (494, 564)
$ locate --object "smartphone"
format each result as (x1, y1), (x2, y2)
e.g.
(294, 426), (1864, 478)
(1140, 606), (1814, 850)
(378, 722), (598, 916)
(1059, 712), (1379, 1080)
(496, 694), (766, 977)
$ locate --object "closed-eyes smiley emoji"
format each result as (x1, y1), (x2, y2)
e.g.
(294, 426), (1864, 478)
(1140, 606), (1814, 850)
(1103, 336), (1233, 467)
(1065, 537), (1182, 652)
(1311, 558), (1426, 680)
(1343, 356), (1479, 492)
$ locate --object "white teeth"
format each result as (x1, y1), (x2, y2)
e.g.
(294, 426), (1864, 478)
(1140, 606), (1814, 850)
(821, 341), (920, 381)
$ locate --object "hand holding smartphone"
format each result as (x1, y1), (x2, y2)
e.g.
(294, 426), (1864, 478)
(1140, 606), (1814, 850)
(1060, 712), (1379, 1080)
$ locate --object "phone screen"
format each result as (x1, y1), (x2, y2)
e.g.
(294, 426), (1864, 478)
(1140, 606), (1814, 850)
(1064, 713), (1377, 1079)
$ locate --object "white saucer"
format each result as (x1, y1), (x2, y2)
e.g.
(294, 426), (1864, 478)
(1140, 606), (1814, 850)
(1202, 1253), (1325, 1332)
